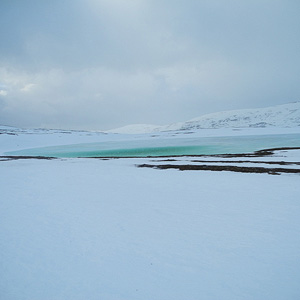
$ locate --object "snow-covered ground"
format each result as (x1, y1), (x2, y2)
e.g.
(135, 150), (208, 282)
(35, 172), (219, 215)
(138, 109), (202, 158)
(1, 124), (300, 156)
(1, 125), (300, 300)
(108, 102), (300, 134)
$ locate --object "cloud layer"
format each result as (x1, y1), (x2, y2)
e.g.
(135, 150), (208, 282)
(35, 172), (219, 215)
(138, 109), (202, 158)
(1, 0), (300, 130)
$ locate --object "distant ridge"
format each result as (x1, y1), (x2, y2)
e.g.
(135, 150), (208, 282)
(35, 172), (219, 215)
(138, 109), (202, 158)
(108, 102), (300, 134)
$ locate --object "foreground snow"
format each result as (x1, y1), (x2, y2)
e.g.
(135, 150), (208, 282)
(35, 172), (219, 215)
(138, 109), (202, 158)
(1, 126), (300, 299)
(1, 158), (300, 300)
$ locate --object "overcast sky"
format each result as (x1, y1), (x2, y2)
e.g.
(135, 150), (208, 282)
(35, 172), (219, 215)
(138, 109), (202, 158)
(0, 0), (299, 130)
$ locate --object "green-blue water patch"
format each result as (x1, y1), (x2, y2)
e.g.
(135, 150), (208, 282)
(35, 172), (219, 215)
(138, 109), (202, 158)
(5, 133), (300, 158)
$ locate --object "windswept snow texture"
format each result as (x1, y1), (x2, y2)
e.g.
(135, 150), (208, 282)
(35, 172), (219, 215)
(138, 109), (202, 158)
(1, 156), (300, 300)
(109, 102), (300, 133)
(1, 124), (300, 300)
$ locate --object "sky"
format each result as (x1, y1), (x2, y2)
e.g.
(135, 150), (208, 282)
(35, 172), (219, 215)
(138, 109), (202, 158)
(0, 0), (300, 130)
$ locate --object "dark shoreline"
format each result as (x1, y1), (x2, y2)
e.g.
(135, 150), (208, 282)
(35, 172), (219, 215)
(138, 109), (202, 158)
(137, 163), (300, 175)
(1, 147), (300, 175)
(0, 156), (56, 161)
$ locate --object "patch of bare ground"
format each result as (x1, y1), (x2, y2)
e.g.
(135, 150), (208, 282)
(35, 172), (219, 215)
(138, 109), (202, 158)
(0, 156), (56, 161)
(137, 164), (300, 175)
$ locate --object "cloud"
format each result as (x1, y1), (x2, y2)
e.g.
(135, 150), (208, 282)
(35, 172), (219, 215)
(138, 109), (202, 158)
(0, 0), (299, 129)
(0, 67), (160, 129)
(20, 83), (36, 92)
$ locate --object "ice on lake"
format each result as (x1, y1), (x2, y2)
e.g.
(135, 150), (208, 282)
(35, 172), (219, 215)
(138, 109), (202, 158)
(6, 133), (300, 157)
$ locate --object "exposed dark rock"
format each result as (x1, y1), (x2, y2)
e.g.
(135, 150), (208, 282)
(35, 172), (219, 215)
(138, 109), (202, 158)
(0, 156), (56, 161)
(137, 164), (300, 175)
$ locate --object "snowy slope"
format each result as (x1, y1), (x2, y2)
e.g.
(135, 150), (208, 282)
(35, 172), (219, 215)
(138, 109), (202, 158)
(109, 102), (300, 134)
(107, 124), (161, 134)
(180, 102), (300, 130)
(1, 122), (300, 299)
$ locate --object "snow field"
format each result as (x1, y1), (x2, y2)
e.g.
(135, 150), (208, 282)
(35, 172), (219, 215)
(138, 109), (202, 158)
(1, 158), (300, 299)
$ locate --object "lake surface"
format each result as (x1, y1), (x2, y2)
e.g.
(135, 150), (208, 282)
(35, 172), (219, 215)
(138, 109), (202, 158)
(6, 133), (300, 158)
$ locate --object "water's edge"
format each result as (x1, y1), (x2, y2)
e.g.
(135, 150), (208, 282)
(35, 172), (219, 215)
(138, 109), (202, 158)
(5, 134), (300, 158)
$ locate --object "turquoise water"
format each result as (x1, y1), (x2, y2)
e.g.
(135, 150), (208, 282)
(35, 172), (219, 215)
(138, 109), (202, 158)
(6, 133), (300, 158)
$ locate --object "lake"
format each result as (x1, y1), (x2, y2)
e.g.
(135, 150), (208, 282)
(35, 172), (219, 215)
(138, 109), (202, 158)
(6, 133), (300, 157)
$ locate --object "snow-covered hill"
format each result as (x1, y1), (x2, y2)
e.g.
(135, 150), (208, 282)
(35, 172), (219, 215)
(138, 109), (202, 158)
(108, 102), (300, 134)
